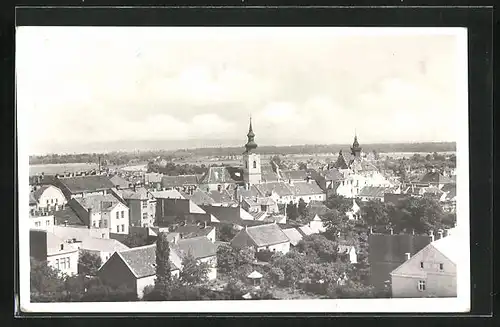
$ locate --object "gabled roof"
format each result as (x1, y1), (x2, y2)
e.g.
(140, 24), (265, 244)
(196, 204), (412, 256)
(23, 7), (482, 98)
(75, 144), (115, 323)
(358, 186), (391, 198)
(254, 182), (294, 197)
(236, 185), (261, 199)
(280, 170), (308, 181)
(282, 228), (303, 246)
(430, 234), (458, 264)
(182, 189), (216, 206)
(32, 185), (51, 202)
(322, 168), (344, 181)
(418, 171), (454, 184)
(80, 237), (129, 253)
(29, 192), (37, 205)
(247, 270), (263, 279)
(175, 236), (217, 259)
(53, 207), (86, 226)
(208, 190), (237, 204)
(245, 223), (290, 247)
(58, 175), (115, 194)
(74, 194), (123, 213)
(261, 171), (279, 182)
(150, 189), (185, 199)
(175, 224), (214, 239)
(287, 181), (324, 196)
(251, 211), (267, 221)
(297, 225), (314, 237)
(110, 175), (131, 189)
(118, 187), (151, 200)
(117, 244), (180, 278)
(199, 166), (239, 185)
(161, 175), (198, 188)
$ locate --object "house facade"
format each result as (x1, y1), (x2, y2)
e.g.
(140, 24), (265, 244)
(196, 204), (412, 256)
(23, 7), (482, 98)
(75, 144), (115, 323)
(30, 185), (67, 213)
(30, 229), (79, 276)
(114, 188), (156, 228)
(390, 235), (457, 298)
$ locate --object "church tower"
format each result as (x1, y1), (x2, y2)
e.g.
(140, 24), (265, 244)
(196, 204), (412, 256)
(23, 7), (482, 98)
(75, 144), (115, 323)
(351, 133), (362, 159)
(242, 117), (261, 185)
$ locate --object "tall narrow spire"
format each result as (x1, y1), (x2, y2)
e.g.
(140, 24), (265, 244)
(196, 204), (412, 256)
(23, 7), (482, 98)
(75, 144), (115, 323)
(244, 117), (257, 153)
(351, 131), (361, 157)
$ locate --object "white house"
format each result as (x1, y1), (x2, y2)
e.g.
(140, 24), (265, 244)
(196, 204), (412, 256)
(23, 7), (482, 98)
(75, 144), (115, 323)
(231, 223), (291, 254)
(30, 229), (79, 276)
(30, 185), (67, 212)
(390, 233), (457, 298)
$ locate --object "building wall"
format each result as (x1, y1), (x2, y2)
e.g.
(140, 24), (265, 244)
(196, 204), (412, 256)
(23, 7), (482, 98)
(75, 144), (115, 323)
(109, 203), (130, 234)
(47, 250), (79, 276)
(30, 230), (48, 261)
(37, 186), (68, 210)
(30, 215), (55, 230)
(391, 243), (457, 298)
(257, 241), (290, 254)
(308, 219), (326, 234)
(295, 193), (326, 204)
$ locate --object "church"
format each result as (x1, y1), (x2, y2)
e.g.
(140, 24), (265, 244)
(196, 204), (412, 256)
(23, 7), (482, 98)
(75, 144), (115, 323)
(198, 118), (325, 205)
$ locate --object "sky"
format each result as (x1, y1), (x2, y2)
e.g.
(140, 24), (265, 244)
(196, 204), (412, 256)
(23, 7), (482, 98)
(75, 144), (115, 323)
(16, 27), (466, 155)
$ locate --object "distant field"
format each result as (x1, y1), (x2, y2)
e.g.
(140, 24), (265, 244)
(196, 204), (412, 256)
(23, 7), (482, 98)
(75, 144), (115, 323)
(29, 163), (99, 176)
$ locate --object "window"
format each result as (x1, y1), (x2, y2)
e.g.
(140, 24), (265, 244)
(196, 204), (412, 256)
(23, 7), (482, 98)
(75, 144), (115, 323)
(55, 198), (58, 204)
(93, 221), (97, 227)
(98, 220), (102, 228)
(116, 226), (119, 233)
(116, 212), (119, 219)
(439, 263), (444, 271)
(101, 233), (105, 238)
(46, 220), (50, 226)
(51, 199), (54, 204)
(245, 161), (248, 169)
(142, 213), (148, 220)
(55, 259), (60, 270)
(121, 211), (124, 218)
(35, 221), (41, 227)
(67, 257), (70, 269)
(253, 161), (257, 169)
(142, 201), (147, 209)
(417, 280), (426, 291)
(103, 220), (107, 228)
(420, 261), (424, 269)
(60, 244), (64, 250)
(121, 224), (125, 232)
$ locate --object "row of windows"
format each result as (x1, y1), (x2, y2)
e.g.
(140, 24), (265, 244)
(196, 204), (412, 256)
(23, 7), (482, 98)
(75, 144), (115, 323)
(93, 220), (108, 228)
(55, 257), (71, 270)
(116, 224), (125, 233)
(33, 220), (52, 227)
(46, 198), (60, 205)
(420, 261), (444, 271)
(116, 211), (125, 219)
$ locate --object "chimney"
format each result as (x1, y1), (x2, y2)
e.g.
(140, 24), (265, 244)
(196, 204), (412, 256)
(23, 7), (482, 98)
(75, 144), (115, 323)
(429, 230), (434, 242)
(405, 252), (411, 261)
(437, 229), (444, 240)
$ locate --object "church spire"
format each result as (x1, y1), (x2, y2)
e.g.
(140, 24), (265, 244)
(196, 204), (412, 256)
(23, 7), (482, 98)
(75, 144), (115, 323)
(244, 117), (258, 153)
(351, 131), (362, 157)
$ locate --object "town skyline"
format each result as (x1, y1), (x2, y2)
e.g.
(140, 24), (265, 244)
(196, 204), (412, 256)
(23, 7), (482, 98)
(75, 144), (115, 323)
(17, 27), (463, 155)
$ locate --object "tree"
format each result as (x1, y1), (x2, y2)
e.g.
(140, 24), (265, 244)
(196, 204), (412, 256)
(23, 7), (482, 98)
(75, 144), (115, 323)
(218, 224), (237, 242)
(78, 250), (102, 276)
(122, 232), (153, 248)
(396, 197), (445, 234)
(297, 198), (308, 218)
(269, 251), (310, 289)
(359, 200), (391, 228)
(216, 244), (255, 274)
(155, 232), (171, 291)
(179, 252), (210, 286)
(296, 234), (339, 262)
(325, 194), (351, 215)
(30, 258), (65, 302)
(286, 201), (299, 221)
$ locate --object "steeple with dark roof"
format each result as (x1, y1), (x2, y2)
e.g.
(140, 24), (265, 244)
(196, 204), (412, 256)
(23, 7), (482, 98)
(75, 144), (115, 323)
(244, 117), (258, 153)
(351, 133), (362, 158)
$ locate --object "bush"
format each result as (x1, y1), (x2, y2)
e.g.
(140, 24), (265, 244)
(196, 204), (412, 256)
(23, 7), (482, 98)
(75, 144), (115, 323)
(255, 249), (274, 262)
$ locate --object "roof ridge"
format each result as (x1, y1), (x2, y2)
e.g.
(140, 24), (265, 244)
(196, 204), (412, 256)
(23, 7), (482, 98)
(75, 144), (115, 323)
(120, 243), (156, 252)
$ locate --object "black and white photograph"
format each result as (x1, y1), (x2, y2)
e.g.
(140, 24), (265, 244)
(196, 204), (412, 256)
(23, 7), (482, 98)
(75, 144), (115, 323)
(17, 25), (470, 313)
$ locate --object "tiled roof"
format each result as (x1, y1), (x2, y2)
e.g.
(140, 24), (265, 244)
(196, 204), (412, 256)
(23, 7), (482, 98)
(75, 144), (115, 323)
(297, 225), (314, 237)
(236, 185), (261, 199)
(80, 237), (129, 253)
(150, 189), (185, 199)
(110, 175), (131, 189)
(175, 224), (214, 239)
(161, 175), (198, 188)
(58, 175), (115, 194)
(261, 171), (279, 182)
(118, 187), (150, 200)
(418, 171), (454, 184)
(32, 185), (51, 202)
(306, 203), (331, 218)
(282, 228), (303, 246)
(53, 207), (86, 226)
(245, 223), (290, 247)
(45, 231), (79, 255)
(199, 205), (241, 224)
(182, 190), (216, 206)
(421, 186), (444, 195)
(189, 201), (207, 214)
(287, 181), (324, 196)
(208, 190), (237, 204)
(358, 186), (391, 198)
(254, 182), (294, 197)
(175, 236), (217, 259)
(251, 211), (267, 221)
(52, 225), (106, 242)
(280, 170), (308, 181)
(118, 244), (179, 278)
(74, 194), (123, 213)
(199, 166), (239, 185)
